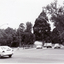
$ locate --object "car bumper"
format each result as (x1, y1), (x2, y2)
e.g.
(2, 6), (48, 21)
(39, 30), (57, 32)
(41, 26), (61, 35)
(44, 46), (52, 48)
(36, 46), (42, 49)
(0, 52), (13, 56)
(54, 47), (60, 49)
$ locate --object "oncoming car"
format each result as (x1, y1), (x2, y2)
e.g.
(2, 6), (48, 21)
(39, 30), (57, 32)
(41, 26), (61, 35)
(36, 45), (42, 49)
(34, 41), (42, 49)
(44, 43), (52, 48)
(54, 44), (61, 49)
(0, 46), (14, 58)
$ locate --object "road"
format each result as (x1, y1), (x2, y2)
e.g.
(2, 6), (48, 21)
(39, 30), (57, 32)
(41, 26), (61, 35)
(0, 48), (64, 63)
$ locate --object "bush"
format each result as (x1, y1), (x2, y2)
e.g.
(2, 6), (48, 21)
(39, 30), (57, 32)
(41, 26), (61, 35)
(22, 33), (34, 45)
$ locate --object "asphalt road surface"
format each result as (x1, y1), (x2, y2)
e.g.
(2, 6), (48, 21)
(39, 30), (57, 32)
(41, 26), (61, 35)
(0, 48), (64, 63)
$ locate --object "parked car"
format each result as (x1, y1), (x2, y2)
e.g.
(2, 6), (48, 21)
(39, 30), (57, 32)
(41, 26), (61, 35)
(0, 46), (14, 58)
(36, 45), (42, 49)
(34, 41), (42, 49)
(44, 43), (52, 48)
(54, 44), (61, 49)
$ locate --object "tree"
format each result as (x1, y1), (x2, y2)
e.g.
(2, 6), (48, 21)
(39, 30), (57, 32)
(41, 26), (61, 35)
(25, 22), (32, 33)
(22, 22), (34, 45)
(0, 29), (7, 45)
(0, 27), (17, 46)
(51, 28), (61, 44)
(5, 27), (17, 46)
(17, 23), (25, 47)
(22, 32), (34, 45)
(33, 11), (51, 43)
(42, 0), (64, 44)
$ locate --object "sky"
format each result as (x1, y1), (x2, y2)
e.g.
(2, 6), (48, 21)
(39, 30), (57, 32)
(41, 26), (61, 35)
(0, 0), (64, 30)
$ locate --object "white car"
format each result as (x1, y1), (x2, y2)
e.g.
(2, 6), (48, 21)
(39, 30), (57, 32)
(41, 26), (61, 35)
(34, 41), (42, 49)
(54, 44), (61, 49)
(36, 45), (42, 49)
(0, 46), (14, 58)
(44, 43), (52, 48)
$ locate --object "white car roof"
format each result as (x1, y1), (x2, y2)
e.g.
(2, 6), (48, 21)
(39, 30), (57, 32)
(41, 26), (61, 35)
(34, 41), (42, 45)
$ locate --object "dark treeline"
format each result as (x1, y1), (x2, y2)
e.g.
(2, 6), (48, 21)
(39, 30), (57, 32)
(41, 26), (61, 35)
(0, 0), (64, 47)
(33, 0), (64, 45)
(0, 22), (34, 47)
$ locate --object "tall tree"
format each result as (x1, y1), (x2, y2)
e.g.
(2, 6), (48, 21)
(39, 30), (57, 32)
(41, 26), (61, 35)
(25, 22), (32, 33)
(5, 27), (16, 46)
(0, 29), (7, 45)
(33, 11), (51, 43)
(42, 0), (64, 44)
(17, 23), (25, 47)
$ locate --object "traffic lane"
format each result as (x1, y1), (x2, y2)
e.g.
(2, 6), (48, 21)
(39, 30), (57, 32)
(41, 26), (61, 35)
(13, 48), (64, 63)
(16, 48), (64, 63)
(0, 48), (64, 63)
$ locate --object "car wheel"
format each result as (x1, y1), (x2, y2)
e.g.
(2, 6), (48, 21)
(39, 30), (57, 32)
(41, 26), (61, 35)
(0, 55), (2, 58)
(58, 47), (60, 48)
(49, 46), (52, 48)
(9, 55), (12, 58)
(0, 55), (1, 58)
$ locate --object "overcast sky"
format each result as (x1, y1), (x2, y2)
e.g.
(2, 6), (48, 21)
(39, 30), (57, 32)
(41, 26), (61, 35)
(0, 0), (64, 29)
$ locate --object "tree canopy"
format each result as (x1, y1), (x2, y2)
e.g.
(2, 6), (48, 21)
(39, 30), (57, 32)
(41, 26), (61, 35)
(33, 11), (51, 42)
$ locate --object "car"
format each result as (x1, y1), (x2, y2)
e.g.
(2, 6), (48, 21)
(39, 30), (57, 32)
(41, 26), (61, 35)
(36, 45), (42, 49)
(44, 43), (52, 48)
(54, 44), (61, 49)
(0, 46), (14, 58)
(34, 41), (42, 49)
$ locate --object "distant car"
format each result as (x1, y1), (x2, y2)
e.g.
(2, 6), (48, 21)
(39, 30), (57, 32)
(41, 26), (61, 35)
(44, 43), (52, 48)
(0, 46), (14, 58)
(34, 41), (42, 49)
(54, 44), (61, 49)
(36, 45), (42, 49)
